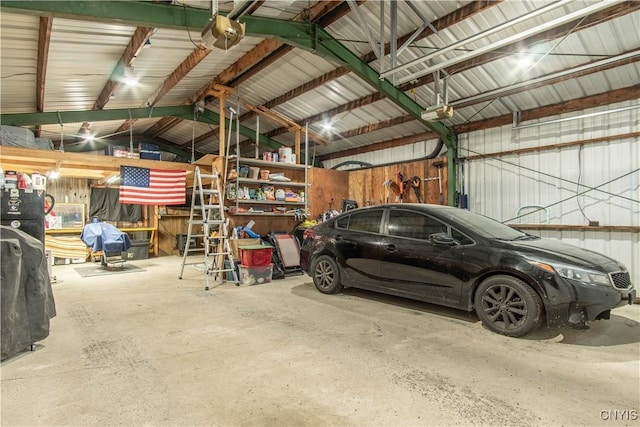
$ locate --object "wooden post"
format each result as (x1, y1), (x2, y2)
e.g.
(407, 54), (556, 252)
(153, 206), (159, 256)
(294, 129), (301, 165)
(219, 93), (226, 156)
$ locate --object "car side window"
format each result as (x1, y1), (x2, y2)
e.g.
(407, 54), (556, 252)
(337, 210), (383, 233)
(387, 210), (446, 240)
(335, 216), (349, 229)
(451, 228), (474, 245)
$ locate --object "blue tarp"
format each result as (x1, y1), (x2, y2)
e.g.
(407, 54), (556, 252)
(80, 222), (131, 253)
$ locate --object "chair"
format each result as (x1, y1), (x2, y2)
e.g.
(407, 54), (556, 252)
(80, 220), (131, 267)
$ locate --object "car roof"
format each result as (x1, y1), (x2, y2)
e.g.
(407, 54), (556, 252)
(348, 203), (455, 213)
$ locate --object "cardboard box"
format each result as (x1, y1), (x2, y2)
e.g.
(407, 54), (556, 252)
(230, 238), (261, 261)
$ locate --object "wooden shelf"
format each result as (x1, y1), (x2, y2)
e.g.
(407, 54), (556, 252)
(229, 177), (306, 188)
(228, 155), (308, 170)
(231, 199), (305, 206)
(0, 146), (196, 180)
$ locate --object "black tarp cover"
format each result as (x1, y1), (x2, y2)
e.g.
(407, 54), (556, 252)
(1, 226), (56, 360)
(89, 187), (142, 222)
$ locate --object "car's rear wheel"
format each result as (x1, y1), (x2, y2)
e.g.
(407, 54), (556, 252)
(311, 255), (343, 294)
(474, 275), (543, 337)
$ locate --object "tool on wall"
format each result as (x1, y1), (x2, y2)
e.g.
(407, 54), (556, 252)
(397, 171), (405, 202)
(433, 161), (444, 204)
(423, 160), (445, 205)
(408, 176), (422, 203)
(382, 179), (392, 203)
(458, 160), (468, 208)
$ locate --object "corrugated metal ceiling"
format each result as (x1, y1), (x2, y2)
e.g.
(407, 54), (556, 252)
(0, 0), (638, 164)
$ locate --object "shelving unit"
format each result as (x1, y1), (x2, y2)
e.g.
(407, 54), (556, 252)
(225, 156), (309, 218)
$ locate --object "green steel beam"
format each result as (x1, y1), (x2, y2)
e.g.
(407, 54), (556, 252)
(0, 106), (193, 127)
(0, 1), (211, 31)
(1, 106), (283, 150)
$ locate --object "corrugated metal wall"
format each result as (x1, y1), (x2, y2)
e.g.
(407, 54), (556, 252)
(461, 100), (639, 287)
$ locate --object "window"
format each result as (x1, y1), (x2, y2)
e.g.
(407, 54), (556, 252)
(387, 210), (446, 240)
(451, 228), (474, 245)
(336, 210), (383, 233)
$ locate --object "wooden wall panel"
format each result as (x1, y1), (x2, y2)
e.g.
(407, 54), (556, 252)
(309, 167), (349, 218)
(46, 177), (91, 205)
(347, 156), (448, 206)
(158, 214), (189, 256)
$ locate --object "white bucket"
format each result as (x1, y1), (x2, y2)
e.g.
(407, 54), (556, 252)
(278, 147), (293, 163)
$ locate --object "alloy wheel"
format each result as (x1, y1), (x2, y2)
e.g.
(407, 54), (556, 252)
(314, 259), (335, 290)
(481, 284), (528, 330)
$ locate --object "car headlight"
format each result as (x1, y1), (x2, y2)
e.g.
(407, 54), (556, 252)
(528, 260), (611, 286)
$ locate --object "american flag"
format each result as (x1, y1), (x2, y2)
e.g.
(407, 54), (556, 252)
(119, 166), (186, 205)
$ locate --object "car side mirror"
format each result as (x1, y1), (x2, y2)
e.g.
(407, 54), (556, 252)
(429, 232), (458, 246)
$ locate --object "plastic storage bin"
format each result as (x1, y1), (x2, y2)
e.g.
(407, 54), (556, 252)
(239, 264), (273, 285)
(125, 240), (149, 260)
(239, 245), (272, 266)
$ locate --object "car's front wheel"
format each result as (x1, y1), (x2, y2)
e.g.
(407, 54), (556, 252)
(311, 255), (343, 294)
(474, 275), (543, 337)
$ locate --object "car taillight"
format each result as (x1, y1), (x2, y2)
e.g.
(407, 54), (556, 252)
(303, 228), (318, 241)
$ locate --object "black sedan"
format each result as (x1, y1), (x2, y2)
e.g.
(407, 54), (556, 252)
(300, 204), (635, 337)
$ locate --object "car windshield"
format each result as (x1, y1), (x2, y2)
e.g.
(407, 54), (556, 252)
(438, 208), (534, 240)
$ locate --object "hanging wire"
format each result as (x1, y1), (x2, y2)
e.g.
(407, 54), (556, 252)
(576, 144), (592, 223)
(56, 111), (64, 152)
(191, 104), (196, 163)
(501, 167), (640, 224)
(128, 109), (134, 153)
(459, 145), (639, 205)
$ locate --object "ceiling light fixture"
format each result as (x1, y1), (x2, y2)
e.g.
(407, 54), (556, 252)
(122, 66), (138, 87)
(517, 55), (533, 69)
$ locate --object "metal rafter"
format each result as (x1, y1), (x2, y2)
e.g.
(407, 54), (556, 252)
(263, 0), (639, 141)
(381, 0), (574, 80)
(397, 0), (625, 85)
(319, 85), (640, 162)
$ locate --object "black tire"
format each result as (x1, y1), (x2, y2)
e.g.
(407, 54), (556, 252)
(474, 275), (543, 337)
(310, 255), (343, 294)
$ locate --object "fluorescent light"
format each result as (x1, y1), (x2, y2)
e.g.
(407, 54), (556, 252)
(106, 174), (121, 184)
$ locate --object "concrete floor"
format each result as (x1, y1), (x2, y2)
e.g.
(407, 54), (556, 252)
(2, 256), (639, 426)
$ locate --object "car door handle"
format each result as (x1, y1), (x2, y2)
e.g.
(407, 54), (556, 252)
(385, 244), (398, 252)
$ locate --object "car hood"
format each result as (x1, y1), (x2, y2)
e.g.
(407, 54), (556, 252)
(499, 238), (624, 272)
